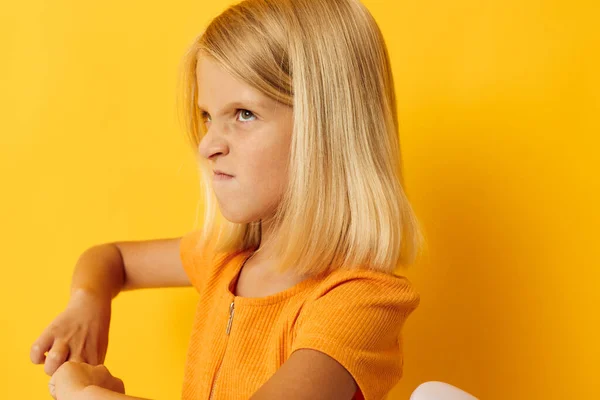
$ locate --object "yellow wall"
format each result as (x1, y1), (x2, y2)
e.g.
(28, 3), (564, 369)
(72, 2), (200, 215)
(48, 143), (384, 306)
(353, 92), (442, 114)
(3, 1), (598, 399)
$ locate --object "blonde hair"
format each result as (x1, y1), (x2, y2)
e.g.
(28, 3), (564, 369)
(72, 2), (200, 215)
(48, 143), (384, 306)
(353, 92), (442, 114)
(176, 0), (426, 278)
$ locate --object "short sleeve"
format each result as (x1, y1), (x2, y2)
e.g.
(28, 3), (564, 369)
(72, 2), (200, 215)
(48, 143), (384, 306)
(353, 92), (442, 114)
(179, 229), (217, 293)
(290, 272), (420, 400)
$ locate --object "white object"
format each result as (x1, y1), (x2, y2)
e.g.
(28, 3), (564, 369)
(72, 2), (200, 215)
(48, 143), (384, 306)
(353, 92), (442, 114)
(410, 381), (479, 400)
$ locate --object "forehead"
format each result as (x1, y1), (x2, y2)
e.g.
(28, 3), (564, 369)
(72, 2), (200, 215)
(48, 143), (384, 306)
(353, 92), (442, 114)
(195, 56), (270, 110)
(195, 56), (233, 83)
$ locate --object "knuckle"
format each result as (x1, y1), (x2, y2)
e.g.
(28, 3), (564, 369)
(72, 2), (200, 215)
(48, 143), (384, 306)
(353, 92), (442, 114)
(49, 324), (70, 339)
(47, 323), (60, 335)
(97, 364), (109, 373)
(47, 350), (62, 361)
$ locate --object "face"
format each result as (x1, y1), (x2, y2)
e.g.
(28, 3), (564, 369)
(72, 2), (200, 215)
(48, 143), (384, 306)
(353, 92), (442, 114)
(196, 55), (294, 224)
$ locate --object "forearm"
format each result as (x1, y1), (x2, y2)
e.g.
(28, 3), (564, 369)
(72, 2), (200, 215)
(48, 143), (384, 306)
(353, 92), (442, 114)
(70, 243), (125, 302)
(81, 386), (152, 400)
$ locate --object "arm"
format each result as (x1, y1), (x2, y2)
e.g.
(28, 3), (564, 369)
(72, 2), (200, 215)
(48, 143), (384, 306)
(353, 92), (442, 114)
(31, 236), (192, 374)
(71, 236), (191, 301)
(249, 349), (357, 400)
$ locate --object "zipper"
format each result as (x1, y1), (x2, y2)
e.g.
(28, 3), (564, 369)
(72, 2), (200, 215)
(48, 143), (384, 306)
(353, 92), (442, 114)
(208, 299), (235, 400)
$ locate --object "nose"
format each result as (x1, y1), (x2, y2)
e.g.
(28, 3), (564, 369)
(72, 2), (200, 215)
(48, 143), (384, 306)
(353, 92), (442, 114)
(198, 124), (230, 160)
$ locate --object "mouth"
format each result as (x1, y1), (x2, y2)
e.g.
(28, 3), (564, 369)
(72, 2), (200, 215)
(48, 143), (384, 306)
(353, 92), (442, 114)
(213, 169), (234, 180)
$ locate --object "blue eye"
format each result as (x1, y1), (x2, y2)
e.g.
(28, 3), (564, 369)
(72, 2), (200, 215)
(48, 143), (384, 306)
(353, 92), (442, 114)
(200, 109), (256, 124)
(237, 109), (256, 122)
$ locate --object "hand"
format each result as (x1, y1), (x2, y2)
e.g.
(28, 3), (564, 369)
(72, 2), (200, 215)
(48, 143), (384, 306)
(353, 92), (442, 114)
(49, 361), (125, 400)
(30, 289), (112, 376)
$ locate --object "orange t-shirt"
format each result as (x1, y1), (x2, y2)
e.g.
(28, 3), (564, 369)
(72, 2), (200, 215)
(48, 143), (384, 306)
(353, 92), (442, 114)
(179, 229), (420, 400)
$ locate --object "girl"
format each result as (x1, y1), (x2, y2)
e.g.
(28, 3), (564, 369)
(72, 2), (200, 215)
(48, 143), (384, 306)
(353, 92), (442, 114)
(30, 0), (425, 399)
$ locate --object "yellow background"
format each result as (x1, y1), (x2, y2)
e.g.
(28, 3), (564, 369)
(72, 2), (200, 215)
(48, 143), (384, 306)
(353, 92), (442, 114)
(2, 0), (598, 399)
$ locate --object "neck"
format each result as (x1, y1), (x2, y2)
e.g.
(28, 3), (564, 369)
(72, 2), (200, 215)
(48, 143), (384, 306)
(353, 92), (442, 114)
(254, 215), (275, 257)
(246, 215), (283, 276)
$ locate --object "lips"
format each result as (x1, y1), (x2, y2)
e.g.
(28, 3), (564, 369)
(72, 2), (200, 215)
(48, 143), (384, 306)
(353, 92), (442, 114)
(213, 169), (233, 177)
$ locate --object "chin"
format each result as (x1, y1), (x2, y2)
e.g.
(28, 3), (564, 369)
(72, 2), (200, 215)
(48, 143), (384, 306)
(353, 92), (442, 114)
(219, 207), (258, 225)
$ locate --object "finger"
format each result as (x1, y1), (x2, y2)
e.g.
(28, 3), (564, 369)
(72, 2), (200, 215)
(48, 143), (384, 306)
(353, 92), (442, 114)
(67, 340), (86, 363)
(97, 340), (109, 365)
(68, 353), (85, 363)
(30, 330), (54, 364)
(84, 339), (100, 365)
(44, 340), (70, 377)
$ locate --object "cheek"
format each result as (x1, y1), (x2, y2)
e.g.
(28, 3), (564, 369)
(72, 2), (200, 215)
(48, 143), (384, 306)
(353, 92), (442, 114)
(245, 150), (289, 196)
(253, 160), (288, 194)
(247, 142), (289, 176)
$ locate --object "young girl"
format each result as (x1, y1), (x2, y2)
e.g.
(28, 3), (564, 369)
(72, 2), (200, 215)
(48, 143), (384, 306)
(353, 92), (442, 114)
(30, 0), (425, 399)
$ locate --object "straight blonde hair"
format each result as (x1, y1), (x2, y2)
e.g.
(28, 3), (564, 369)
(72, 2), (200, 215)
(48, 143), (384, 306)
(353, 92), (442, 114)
(176, 0), (426, 278)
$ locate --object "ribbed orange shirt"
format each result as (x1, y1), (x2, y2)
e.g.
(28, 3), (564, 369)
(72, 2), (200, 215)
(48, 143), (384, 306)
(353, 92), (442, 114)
(179, 229), (420, 400)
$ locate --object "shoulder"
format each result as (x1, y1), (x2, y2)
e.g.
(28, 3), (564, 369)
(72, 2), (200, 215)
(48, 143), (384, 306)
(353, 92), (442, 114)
(305, 266), (421, 311)
(292, 266), (421, 351)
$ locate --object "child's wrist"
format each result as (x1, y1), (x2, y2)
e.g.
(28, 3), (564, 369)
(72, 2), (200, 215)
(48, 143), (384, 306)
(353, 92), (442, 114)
(68, 287), (111, 309)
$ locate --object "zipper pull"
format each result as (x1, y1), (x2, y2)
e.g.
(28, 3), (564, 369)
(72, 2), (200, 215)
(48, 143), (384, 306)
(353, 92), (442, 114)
(226, 300), (235, 335)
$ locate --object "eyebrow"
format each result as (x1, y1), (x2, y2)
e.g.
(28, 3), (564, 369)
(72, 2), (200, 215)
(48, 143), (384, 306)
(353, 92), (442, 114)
(197, 100), (268, 116)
